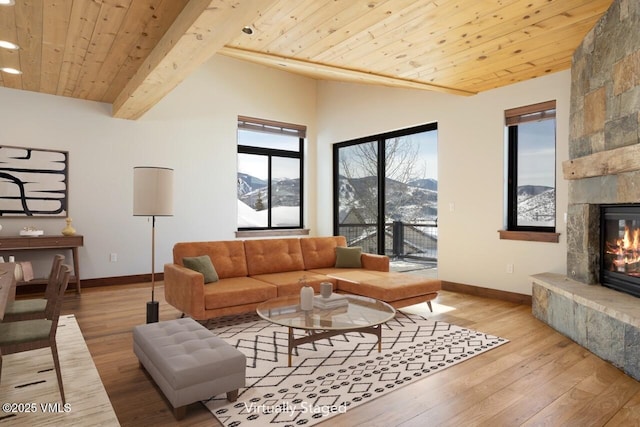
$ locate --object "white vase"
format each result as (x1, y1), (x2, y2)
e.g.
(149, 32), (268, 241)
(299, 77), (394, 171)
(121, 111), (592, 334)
(14, 263), (23, 282)
(300, 285), (314, 311)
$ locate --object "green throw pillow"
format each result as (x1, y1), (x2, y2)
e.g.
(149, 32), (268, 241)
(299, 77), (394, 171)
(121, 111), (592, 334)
(183, 255), (219, 283)
(334, 246), (362, 268)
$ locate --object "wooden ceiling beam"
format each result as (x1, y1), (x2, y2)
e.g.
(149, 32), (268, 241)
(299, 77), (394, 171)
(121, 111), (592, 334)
(99, 0), (189, 103)
(112, 0), (277, 120)
(218, 46), (477, 96)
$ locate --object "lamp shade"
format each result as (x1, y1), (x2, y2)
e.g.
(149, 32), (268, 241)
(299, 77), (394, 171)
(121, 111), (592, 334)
(133, 167), (174, 216)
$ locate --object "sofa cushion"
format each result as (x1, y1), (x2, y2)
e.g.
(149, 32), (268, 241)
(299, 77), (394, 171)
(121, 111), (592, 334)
(183, 255), (218, 283)
(307, 268), (354, 276)
(300, 236), (347, 269)
(330, 271), (442, 303)
(244, 239), (305, 275)
(203, 277), (277, 310)
(334, 246), (362, 268)
(251, 271), (334, 297)
(308, 253), (389, 275)
(173, 241), (248, 279)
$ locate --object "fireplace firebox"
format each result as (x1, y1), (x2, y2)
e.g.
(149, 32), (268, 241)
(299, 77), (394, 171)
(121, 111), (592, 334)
(601, 204), (640, 298)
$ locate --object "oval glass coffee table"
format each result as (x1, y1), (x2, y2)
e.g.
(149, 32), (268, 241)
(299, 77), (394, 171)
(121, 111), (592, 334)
(256, 294), (396, 367)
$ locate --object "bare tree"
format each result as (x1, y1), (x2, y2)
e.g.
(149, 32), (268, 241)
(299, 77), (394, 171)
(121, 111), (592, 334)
(339, 137), (425, 223)
(385, 137), (425, 183)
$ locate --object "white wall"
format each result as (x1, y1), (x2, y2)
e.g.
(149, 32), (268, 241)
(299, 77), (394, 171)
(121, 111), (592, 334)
(316, 71), (571, 295)
(0, 52), (570, 295)
(0, 55), (318, 280)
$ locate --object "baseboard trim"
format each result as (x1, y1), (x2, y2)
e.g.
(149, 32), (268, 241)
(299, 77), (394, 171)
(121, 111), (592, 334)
(82, 273), (164, 288)
(441, 280), (532, 305)
(16, 273), (164, 296)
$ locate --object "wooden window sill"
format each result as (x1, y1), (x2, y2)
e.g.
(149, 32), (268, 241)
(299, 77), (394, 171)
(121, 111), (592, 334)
(235, 229), (310, 238)
(498, 230), (560, 243)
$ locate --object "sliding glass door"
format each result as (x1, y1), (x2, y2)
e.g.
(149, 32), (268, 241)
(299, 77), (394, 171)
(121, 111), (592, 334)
(334, 123), (438, 260)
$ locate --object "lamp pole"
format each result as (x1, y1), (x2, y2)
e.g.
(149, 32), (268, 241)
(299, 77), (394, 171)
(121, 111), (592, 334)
(147, 215), (158, 323)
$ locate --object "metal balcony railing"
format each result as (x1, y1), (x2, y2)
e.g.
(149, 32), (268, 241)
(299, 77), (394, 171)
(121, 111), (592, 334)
(338, 220), (438, 262)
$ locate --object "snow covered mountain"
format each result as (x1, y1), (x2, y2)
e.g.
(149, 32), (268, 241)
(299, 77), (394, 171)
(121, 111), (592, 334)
(337, 175), (438, 223)
(517, 186), (555, 226)
(237, 173), (266, 196)
(408, 178), (438, 191)
(237, 174), (300, 210)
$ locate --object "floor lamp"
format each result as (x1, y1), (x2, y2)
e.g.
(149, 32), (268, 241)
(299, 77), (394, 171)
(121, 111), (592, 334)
(133, 166), (174, 323)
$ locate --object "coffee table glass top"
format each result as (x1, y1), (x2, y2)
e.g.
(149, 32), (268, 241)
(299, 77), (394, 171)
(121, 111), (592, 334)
(256, 294), (396, 330)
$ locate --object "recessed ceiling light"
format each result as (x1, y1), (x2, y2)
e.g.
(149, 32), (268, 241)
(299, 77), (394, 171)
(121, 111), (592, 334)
(0, 40), (19, 50)
(0, 0), (16, 6)
(0, 67), (22, 75)
(242, 26), (254, 35)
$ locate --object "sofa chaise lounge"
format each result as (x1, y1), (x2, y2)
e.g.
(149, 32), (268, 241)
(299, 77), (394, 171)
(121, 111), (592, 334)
(163, 236), (441, 320)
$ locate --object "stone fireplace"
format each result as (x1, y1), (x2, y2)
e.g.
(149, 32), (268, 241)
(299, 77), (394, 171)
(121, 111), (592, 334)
(532, 0), (640, 381)
(565, 0), (640, 286)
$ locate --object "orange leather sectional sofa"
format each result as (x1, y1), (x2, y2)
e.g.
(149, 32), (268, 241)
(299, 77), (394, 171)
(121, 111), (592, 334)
(163, 236), (441, 320)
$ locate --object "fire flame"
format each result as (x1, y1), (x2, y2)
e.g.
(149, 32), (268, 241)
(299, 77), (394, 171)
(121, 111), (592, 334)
(606, 225), (640, 271)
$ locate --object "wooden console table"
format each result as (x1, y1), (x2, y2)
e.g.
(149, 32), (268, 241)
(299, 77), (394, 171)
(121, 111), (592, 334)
(0, 235), (84, 294)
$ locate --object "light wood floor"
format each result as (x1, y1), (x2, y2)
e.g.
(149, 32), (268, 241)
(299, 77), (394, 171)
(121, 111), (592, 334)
(61, 283), (640, 426)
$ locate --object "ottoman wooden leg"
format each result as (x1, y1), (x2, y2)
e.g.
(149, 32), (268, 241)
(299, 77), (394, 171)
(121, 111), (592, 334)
(427, 301), (433, 312)
(227, 389), (239, 402)
(173, 405), (187, 420)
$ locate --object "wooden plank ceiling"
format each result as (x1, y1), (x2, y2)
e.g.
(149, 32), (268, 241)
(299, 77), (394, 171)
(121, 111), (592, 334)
(0, 0), (613, 120)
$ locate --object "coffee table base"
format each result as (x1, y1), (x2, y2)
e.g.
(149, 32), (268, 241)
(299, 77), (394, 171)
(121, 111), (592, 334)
(287, 324), (382, 367)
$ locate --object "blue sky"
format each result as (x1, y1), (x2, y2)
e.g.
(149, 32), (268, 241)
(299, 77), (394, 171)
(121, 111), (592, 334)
(517, 119), (556, 187)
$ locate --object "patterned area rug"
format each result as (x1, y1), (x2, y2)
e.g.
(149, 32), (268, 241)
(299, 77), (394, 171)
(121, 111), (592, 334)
(203, 311), (508, 426)
(0, 314), (119, 426)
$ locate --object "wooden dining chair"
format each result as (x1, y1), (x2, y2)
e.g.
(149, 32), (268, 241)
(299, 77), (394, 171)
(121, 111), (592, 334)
(0, 264), (71, 404)
(2, 254), (65, 322)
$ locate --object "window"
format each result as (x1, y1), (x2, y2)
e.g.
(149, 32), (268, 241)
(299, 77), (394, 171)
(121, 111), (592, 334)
(505, 100), (556, 234)
(333, 123), (438, 258)
(237, 116), (305, 230)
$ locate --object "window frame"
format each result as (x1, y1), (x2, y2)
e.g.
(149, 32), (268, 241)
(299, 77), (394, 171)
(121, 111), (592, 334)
(505, 100), (557, 235)
(237, 116), (305, 231)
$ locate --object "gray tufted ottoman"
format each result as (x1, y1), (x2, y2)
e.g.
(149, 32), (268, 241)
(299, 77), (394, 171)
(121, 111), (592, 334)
(133, 317), (246, 420)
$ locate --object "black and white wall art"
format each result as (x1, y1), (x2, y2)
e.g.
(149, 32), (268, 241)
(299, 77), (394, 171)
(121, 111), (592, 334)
(0, 145), (68, 217)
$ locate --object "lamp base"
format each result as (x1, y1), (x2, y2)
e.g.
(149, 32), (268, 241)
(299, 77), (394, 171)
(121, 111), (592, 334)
(146, 301), (159, 323)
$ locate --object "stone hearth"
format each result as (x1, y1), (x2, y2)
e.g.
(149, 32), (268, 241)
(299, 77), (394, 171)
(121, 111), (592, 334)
(532, 273), (640, 380)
